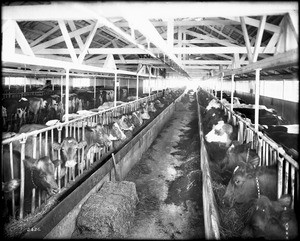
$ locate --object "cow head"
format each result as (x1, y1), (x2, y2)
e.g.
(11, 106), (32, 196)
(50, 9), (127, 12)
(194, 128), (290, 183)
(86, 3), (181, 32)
(148, 102), (157, 113)
(24, 156), (59, 195)
(111, 122), (126, 141)
(247, 194), (298, 239)
(140, 107), (150, 120)
(205, 121), (233, 147)
(206, 99), (221, 110)
(222, 159), (260, 207)
(53, 137), (87, 168)
(2, 106), (7, 117)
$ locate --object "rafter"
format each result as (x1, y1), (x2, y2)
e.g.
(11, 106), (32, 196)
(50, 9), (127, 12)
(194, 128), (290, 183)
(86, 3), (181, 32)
(252, 15), (267, 62)
(67, 20), (84, 50)
(77, 20), (99, 64)
(58, 20), (78, 63)
(15, 21), (35, 56)
(240, 16), (253, 62)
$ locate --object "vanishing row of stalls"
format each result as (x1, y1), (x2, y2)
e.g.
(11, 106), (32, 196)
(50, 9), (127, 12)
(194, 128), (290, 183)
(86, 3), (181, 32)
(2, 88), (187, 239)
(1, 92), (161, 219)
(197, 63), (299, 238)
(200, 73), (299, 124)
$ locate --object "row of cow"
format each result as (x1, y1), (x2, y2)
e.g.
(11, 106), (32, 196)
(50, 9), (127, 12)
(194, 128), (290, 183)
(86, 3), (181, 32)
(212, 91), (298, 159)
(197, 88), (298, 239)
(1, 87), (171, 133)
(1, 88), (184, 223)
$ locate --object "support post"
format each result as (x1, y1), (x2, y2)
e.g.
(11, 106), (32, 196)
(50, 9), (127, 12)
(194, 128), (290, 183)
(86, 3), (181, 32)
(114, 73), (117, 107)
(136, 75), (139, 99)
(220, 73), (224, 100)
(60, 75), (63, 103)
(24, 76), (26, 93)
(65, 68), (69, 137)
(231, 74), (235, 112)
(254, 68), (261, 132)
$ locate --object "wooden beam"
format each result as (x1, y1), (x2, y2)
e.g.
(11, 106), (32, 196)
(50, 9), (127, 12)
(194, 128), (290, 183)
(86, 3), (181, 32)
(34, 46), (276, 55)
(58, 20), (78, 63)
(2, 19), (16, 56)
(67, 20), (84, 50)
(264, 18), (284, 53)
(185, 29), (239, 46)
(29, 25), (60, 47)
(252, 15), (267, 62)
(240, 16), (253, 62)
(286, 11), (299, 42)
(222, 48), (297, 76)
(77, 20), (99, 64)
(2, 2), (297, 20)
(167, 18), (174, 49)
(32, 24), (94, 52)
(15, 21), (35, 56)
(112, 40), (125, 63)
(225, 16), (280, 33)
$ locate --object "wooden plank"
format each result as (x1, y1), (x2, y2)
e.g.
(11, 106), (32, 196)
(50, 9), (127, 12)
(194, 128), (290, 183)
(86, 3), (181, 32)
(30, 25), (60, 47)
(15, 21), (35, 56)
(77, 20), (99, 64)
(2, 2), (297, 20)
(58, 20), (78, 63)
(2, 19), (16, 56)
(252, 15), (267, 62)
(32, 24), (94, 52)
(287, 11), (299, 41)
(222, 48), (297, 76)
(240, 17), (253, 62)
(264, 18), (284, 53)
(167, 18), (174, 49)
(67, 20), (84, 50)
(226, 16), (281, 33)
(185, 29), (239, 47)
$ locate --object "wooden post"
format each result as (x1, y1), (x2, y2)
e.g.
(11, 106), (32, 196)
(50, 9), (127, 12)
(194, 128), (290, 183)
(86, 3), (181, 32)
(254, 68), (261, 132)
(65, 68), (69, 137)
(60, 75), (63, 103)
(94, 76), (96, 107)
(52, 77), (54, 90)
(136, 75), (139, 99)
(24, 76), (26, 92)
(114, 73), (117, 107)
(231, 74), (235, 112)
(220, 72), (224, 100)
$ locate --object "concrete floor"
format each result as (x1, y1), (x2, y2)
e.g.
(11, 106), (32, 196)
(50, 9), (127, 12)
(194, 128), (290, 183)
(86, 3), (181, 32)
(124, 94), (205, 239)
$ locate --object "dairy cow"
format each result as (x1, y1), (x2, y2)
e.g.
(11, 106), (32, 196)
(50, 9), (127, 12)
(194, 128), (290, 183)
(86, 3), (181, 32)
(220, 141), (260, 184)
(242, 194), (298, 239)
(222, 159), (277, 208)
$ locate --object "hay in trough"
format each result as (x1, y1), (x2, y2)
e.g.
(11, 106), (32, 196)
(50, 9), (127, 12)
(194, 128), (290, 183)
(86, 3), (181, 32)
(4, 195), (58, 239)
(211, 180), (255, 239)
(73, 181), (138, 239)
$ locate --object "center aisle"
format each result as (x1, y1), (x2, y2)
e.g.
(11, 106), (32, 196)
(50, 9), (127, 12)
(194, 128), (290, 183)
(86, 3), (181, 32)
(124, 93), (204, 239)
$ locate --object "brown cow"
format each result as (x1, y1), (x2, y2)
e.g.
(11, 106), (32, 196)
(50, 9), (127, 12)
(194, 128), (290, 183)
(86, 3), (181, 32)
(28, 97), (47, 123)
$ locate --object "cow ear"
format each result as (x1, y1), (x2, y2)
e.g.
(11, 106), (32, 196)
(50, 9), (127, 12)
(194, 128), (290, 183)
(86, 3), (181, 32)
(52, 142), (62, 150)
(245, 142), (252, 148)
(248, 156), (259, 169)
(78, 141), (87, 149)
(23, 157), (36, 170)
(52, 159), (63, 167)
(278, 194), (292, 208)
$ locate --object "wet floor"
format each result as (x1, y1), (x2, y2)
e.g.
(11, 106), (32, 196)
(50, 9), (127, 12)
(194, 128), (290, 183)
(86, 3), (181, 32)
(124, 94), (205, 239)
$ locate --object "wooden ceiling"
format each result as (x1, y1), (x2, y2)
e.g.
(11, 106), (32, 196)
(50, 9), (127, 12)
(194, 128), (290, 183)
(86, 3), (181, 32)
(2, 2), (298, 80)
